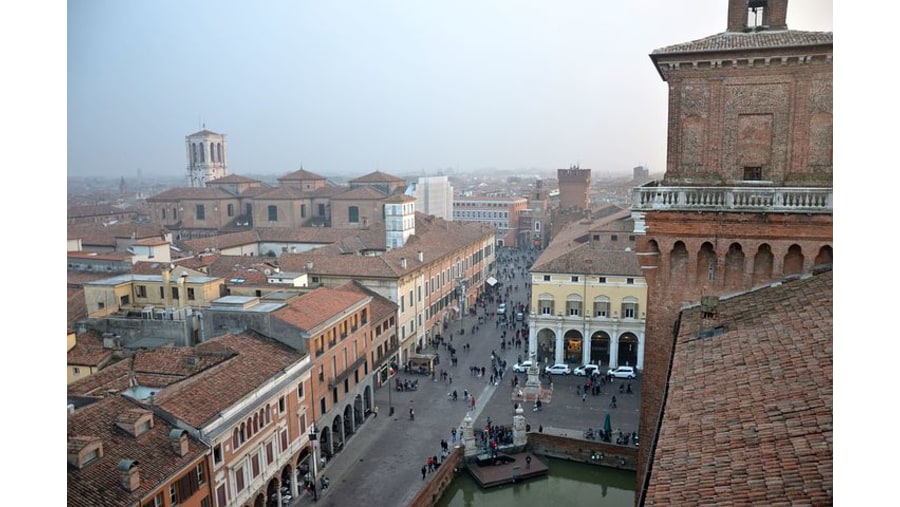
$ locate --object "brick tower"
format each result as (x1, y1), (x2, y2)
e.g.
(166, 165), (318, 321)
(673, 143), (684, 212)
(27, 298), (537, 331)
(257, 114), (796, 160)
(556, 165), (591, 212)
(632, 0), (832, 496)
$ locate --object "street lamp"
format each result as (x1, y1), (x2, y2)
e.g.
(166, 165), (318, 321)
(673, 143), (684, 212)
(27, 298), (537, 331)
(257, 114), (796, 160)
(309, 425), (319, 500)
(456, 278), (466, 335)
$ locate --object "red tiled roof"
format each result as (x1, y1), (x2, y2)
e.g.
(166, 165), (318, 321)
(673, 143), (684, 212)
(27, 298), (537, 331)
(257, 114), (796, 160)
(279, 168), (327, 181)
(333, 281), (397, 323)
(274, 286), (369, 331)
(151, 331), (304, 427)
(207, 174), (261, 184)
(645, 270), (833, 505)
(146, 187), (236, 201)
(652, 29), (832, 56)
(349, 170), (405, 183)
(68, 395), (208, 507)
(68, 331), (115, 368)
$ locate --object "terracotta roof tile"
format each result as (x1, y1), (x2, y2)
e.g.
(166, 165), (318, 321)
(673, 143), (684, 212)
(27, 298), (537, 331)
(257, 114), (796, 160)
(652, 29), (832, 56)
(145, 187), (236, 201)
(278, 168), (327, 181)
(152, 331), (304, 427)
(207, 174), (261, 184)
(645, 270), (833, 505)
(68, 331), (115, 368)
(331, 186), (388, 200)
(68, 395), (208, 507)
(274, 286), (369, 331)
(349, 170), (406, 183)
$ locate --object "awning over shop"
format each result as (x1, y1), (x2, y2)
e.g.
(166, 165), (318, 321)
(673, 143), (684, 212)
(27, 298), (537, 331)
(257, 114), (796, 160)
(486, 276), (498, 286)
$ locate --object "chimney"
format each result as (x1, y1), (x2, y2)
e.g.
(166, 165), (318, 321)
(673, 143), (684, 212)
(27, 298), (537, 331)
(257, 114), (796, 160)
(170, 429), (189, 457)
(118, 459), (140, 492)
(162, 265), (173, 307)
(305, 261), (313, 272)
(417, 251), (424, 262)
(400, 257), (407, 269)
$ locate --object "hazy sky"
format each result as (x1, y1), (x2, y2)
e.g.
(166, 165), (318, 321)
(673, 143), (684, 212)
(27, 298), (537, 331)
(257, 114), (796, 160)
(67, 0), (832, 180)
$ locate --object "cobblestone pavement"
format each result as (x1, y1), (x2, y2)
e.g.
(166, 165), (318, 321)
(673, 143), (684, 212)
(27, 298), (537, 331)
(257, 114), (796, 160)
(290, 249), (641, 507)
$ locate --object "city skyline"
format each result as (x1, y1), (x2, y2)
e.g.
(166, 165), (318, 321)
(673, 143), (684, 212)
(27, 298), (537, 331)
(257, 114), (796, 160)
(67, 0), (832, 180)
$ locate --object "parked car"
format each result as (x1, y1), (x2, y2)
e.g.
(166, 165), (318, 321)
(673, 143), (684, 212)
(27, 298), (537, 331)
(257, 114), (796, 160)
(607, 366), (637, 379)
(498, 303), (507, 315)
(544, 363), (571, 375)
(512, 360), (534, 373)
(573, 364), (600, 377)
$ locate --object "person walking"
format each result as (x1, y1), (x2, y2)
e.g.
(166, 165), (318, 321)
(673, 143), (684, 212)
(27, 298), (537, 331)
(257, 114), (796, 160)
(421, 464), (427, 480)
(373, 405), (379, 418)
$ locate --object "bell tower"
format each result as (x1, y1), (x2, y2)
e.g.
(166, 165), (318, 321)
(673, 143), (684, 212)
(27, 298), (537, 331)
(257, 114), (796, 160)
(185, 127), (228, 187)
(634, 0), (832, 496)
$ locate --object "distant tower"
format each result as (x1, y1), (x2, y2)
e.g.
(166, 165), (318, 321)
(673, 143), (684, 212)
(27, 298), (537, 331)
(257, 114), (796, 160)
(185, 127), (228, 187)
(383, 194), (416, 251)
(557, 165), (591, 211)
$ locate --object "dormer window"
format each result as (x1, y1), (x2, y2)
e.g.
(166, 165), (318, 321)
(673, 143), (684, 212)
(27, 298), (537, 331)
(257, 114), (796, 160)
(68, 436), (104, 469)
(116, 408), (154, 437)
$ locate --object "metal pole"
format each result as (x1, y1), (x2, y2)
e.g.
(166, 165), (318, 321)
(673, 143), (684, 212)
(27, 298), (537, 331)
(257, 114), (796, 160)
(309, 429), (319, 500)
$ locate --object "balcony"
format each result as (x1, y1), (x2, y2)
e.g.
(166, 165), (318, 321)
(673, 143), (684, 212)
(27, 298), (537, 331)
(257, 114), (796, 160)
(631, 186), (832, 214)
(329, 356), (367, 389)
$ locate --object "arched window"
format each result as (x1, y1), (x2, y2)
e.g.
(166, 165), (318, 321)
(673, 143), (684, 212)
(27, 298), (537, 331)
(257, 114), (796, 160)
(724, 243), (745, 290)
(232, 428), (240, 449)
(217, 143), (223, 163)
(239, 423), (246, 444)
(348, 206), (359, 223)
(783, 244), (804, 276)
(210, 143), (216, 163)
(265, 404), (271, 425)
(199, 142), (205, 162)
(253, 413), (259, 433)
(696, 242), (717, 284)
(753, 244), (774, 286)
(246, 418), (253, 438)
(191, 143), (197, 165)
(669, 241), (688, 286)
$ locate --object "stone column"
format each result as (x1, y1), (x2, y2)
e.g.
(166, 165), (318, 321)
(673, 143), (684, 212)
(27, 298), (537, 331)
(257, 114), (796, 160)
(582, 319), (591, 365)
(636, 330), (646, 370)
(555, 319), (564, 364)
(512, 405), (527, 447)
(463, 413), (477, 457)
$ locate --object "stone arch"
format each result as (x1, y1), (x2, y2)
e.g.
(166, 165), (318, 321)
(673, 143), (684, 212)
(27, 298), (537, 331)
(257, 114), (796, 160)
(536, 328), (556, 365)
(616, 332), (639, 368)
(563, 329), (583, 364)
(752, 243), (774, 287)
(724, 242), (745, 291)
(199, 142), (205, 162)
(669, 241), (689, 286)
(783, 244), (804, 276)
(354, 394), (364, 425)
(343, 404), (355, 436)
(644, 239), (660, 269)
(320, 425), (332, 458)
(266, 477), (280, 506)
(590, 331), (610, 366)
(363, 385), (373, 415)
(696, 242), (717, 287)
(253, 492), (264, 507)
(814, 244), (833, 267)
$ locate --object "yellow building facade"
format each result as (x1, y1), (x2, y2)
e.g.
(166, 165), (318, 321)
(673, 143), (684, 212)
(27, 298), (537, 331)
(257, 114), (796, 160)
(528, 208), (647, 370)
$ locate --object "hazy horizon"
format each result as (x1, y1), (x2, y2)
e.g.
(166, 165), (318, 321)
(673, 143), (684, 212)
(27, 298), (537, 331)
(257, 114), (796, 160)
(68, 0), (833, 180)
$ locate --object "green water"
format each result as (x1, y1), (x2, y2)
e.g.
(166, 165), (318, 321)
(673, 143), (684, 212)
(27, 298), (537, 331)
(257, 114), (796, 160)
(435, 457), (636, 507)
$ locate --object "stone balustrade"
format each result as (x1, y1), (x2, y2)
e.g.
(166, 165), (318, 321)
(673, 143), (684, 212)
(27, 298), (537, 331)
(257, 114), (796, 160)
(631, 185), (832, 213)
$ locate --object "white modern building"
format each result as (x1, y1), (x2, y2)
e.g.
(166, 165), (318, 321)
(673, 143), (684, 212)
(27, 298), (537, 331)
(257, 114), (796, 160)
(407, 175), (453, 220)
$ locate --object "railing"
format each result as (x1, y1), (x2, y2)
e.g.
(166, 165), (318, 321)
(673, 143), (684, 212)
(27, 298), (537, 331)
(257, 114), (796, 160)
(333, 356), (367, 387)
(631, 185), (832, 213)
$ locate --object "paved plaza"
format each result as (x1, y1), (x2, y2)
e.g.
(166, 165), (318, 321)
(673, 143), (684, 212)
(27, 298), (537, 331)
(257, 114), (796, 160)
(291, 250), (641, 506)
